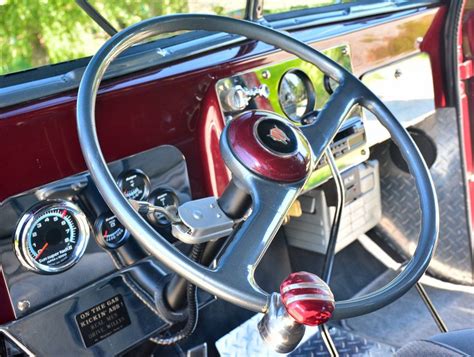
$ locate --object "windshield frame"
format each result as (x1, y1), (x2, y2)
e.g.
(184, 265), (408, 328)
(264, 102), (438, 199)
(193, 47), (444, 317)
(0, 0), (442, 108)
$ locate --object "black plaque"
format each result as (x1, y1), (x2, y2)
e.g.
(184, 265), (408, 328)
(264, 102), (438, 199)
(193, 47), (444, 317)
(76, 294), (131, 348)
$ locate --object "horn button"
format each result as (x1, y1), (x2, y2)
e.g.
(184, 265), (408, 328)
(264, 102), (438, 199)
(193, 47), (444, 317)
(226, 111), (312, 183)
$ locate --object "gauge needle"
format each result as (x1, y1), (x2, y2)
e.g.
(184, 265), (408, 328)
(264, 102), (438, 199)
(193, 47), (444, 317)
(36, 242), (49, 260)
(103, 230), (108, 238)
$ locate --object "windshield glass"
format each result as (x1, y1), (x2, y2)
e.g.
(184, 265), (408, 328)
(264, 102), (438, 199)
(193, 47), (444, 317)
(0, 0), (246, 76)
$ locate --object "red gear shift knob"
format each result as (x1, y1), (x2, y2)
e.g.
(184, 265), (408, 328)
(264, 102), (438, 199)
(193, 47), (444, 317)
(280, 271), (335, 326)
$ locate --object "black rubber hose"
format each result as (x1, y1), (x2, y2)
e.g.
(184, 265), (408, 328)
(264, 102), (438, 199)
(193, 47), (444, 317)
(150, 243), (205, 345)
(165, 238), (228, 311)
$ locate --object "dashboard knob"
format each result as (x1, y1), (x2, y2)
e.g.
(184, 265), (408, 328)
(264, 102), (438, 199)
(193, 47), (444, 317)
(221, 85), (250, 112)
(280, 271), (335, 326)
(220, 84), (270, 112)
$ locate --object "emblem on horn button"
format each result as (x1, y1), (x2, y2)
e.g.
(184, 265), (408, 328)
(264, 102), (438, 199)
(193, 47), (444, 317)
(268, 125), (290, 145)
(255, 118), (298, 155)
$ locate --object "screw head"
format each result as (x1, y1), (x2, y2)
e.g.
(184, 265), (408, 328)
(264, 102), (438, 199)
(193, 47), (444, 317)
(192, 210), (203, 220)
(18, 299), (30, 312)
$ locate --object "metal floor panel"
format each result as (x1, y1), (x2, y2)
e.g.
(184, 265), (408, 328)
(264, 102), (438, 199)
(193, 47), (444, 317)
(372, 108), (473, 285)
(215, 314), (395, 356)
(345, 269), (474, 347)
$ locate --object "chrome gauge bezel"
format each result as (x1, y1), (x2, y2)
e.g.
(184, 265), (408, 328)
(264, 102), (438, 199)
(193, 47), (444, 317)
(94, 212), (130, 249)
(278, 69), (316, 122)
(14, 200), (90, 274)
(117, 169), (151, 201)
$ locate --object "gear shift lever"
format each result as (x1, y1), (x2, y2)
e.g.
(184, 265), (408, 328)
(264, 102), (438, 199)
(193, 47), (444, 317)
(258, 271), (335, 353)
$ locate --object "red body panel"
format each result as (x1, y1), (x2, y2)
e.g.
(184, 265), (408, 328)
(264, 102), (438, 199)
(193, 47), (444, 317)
(0, 8), (440, 203)
(421, 6), (448, 108)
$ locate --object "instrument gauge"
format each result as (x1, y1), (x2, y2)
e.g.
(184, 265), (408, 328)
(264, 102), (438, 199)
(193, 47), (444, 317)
(14, 201), (90, 274)
(95, 213), (130, 249)
(148, 188), (180, 226)
(118, 169), (151, 201)
(278, 70), (315, 122)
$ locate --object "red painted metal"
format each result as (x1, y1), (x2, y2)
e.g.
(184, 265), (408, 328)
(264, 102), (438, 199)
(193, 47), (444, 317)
(0, 8), (439, 202)
(459, 59), (473, 80)
(280, 271), (335, 326)
(464, 9), (474, 58)
(198, 85), (231, 197)
(420, 6), (448, 108)
(226, 111), (311, 182)
(0, 270), (15, 324)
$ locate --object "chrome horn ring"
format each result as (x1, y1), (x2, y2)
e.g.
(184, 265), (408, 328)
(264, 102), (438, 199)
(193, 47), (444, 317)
(77, 14), (438, 319)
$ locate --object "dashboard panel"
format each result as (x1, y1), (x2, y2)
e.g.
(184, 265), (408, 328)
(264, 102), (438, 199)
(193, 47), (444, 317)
(215, 45), (370, 189)
(0, 145), (191, 319)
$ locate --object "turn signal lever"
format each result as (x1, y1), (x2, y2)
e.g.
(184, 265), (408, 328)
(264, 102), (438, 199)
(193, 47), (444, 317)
(258, 271), (335, 353)
(131, 180), (250, 245)
(163, 179), (252, 311)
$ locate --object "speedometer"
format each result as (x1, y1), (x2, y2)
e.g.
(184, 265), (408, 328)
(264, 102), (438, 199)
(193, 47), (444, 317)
(14, 201), (90, 274)
(278, 70), (315, 122)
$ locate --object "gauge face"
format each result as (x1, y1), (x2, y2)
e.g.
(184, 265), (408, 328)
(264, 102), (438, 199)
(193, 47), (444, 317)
(279, 70), (315, 122)
(95, 213), (129, 249)
(14, 201), (90, 274)
(118, 169), (151, 201)
(148, 188), (179, 226)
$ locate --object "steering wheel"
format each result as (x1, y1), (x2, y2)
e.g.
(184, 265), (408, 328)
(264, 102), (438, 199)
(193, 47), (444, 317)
(77, 14), (438, 329)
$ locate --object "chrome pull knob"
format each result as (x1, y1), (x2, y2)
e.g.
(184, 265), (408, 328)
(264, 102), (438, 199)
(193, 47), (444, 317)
(258, 293), (306, 354)
(220, 84), (270, 112)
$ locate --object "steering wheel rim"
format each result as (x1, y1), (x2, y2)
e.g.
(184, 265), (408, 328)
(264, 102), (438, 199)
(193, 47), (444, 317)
(76, 14), (439, 320)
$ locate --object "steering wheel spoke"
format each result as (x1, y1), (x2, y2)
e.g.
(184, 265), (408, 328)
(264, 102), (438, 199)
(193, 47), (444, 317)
(302, 79), (361, 160)
(215, 179), (301, 290)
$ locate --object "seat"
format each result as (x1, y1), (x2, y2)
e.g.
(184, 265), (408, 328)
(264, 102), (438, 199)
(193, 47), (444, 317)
(396, 329), (474, 356)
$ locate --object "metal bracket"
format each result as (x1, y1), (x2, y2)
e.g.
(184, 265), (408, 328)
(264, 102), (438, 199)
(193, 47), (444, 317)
(459, 59), (473, 80)
(172, 197), (235, 244)
(130, 200), (180, 223)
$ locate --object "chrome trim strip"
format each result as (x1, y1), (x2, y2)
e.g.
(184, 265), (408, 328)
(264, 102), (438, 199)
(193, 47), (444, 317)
(281, 282), (329, 294)
(0, 329), (35, 356)
(285, 293), (335, 305)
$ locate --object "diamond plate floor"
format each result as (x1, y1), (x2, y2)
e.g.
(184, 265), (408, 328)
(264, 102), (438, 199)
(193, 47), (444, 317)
(345, 269), (474, 347)
(372, 108), (473, 285)
(216, 314), (395, 357)
(291, 326), (396, 357)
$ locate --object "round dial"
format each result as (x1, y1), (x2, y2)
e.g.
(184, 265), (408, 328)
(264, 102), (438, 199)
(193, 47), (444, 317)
(95, 213), (129, 249)
(278, 70), (315, 122)
(148, 188), (179, 226)
(118, 169), (151, 201)
(14, 201), (90, 274)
